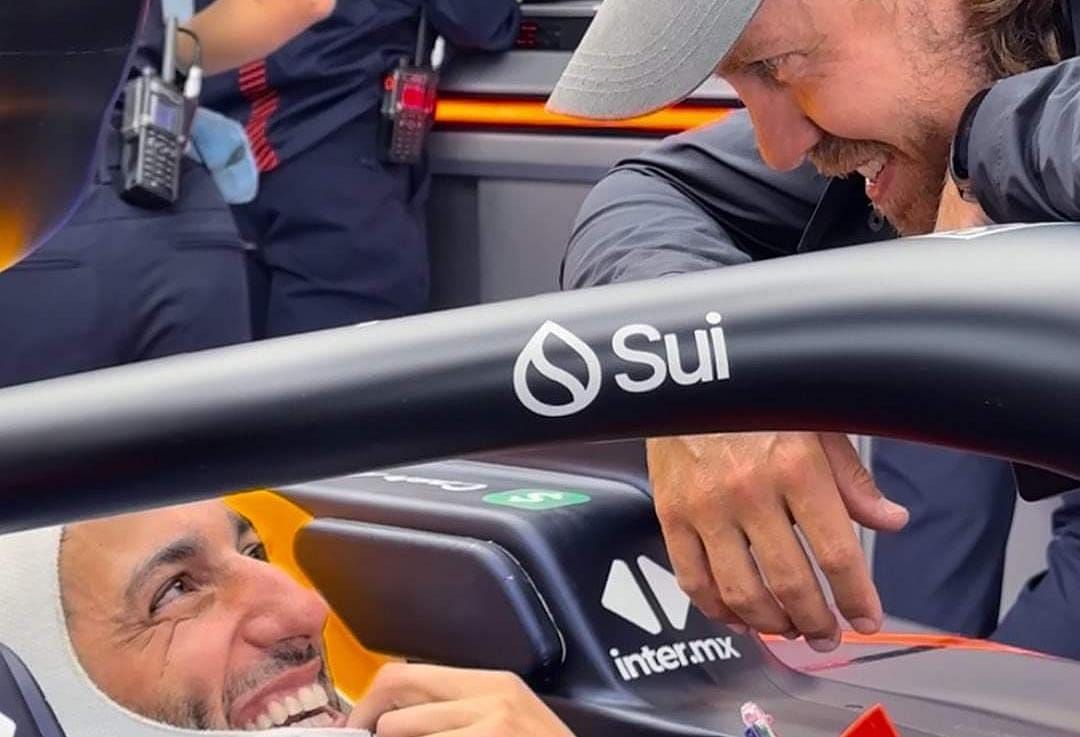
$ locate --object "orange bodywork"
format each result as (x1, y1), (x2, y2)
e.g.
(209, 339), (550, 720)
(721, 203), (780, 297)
(0, 214), (25, 271)
(434, 96), (733, 135)
(226, 491), (392, 703)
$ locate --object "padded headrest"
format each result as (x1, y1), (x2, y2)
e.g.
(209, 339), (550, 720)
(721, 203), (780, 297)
(0, 0), (145, 270)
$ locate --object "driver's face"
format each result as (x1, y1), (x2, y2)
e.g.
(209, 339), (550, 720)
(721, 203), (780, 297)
(59, 501), (348, 730)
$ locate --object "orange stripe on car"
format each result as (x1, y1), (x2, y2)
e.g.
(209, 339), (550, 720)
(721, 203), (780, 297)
(435, 97), (733, 134)
(762, 630), (1046, 656)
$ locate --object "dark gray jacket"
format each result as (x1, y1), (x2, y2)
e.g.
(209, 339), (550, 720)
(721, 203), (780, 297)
(562, 55), (1080, 291)
(971, 56), (1080, 223)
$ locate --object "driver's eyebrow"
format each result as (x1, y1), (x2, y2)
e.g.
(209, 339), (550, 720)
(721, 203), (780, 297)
(124, 536), (205, 605)
(229, 511), (255, 543)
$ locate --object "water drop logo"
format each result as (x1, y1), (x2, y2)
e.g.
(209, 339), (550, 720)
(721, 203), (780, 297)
(514, 321), (602, 418)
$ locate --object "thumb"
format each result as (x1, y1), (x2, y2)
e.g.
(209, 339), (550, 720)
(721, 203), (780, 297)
(820, 433), (909, 531)
(344, 693), (383, 733)
(344, 670), (408, 733)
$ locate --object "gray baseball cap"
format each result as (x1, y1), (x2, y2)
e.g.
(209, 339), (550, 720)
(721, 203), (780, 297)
(547, 0), (763, 120)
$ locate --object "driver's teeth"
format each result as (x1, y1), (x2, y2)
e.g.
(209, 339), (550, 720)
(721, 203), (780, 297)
(293, 712), (333, 728)
(298, 685), (319, 711)
(312, 683), (329, 707)
(284, 695), (303, 716)
(255, 714), (273, 730)
(268, 700), (289, 726)
(244, 722), (255, 731)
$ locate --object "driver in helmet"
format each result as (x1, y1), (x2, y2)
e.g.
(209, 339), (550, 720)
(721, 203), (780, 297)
(0, 500), (575, 736)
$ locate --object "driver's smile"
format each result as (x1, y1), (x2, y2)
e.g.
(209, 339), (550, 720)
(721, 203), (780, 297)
(228, 658), (345, 730)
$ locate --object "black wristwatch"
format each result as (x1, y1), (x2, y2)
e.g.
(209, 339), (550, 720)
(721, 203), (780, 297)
(949, 87), (991, 203)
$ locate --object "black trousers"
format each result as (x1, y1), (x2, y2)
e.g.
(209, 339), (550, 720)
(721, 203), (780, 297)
(0, 153), (251, 388)
(233, 116), (431, 339)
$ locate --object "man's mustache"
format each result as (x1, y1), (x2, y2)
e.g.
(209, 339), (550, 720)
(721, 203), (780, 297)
(808, 134), (894, 177)
(224, 642), (325, 711)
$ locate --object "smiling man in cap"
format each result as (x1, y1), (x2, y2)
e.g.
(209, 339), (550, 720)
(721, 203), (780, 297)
(553, 0), (1080, 658)
(549, 0), (1001, 234)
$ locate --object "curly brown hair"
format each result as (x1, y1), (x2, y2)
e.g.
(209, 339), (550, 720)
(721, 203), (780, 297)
(966, 0), (1067, 77)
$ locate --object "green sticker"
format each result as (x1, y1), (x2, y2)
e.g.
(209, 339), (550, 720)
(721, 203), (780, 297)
(483, 489), (592, 511)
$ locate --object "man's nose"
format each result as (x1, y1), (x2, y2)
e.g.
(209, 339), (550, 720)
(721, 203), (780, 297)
(234, 557), (331, 647)
(741, 85), (823, 172)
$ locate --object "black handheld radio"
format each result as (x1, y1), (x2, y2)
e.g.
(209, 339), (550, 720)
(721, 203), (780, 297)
(119, 17), (200, 209)
(378, 8), (439, 165)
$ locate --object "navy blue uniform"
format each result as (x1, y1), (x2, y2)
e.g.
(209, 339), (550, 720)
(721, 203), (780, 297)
(0, 2), (250, 388)
(200, 0), (520, 337)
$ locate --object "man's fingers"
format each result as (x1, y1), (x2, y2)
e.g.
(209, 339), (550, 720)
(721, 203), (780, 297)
(421, 727), (505, 737)
(821, 433), (909, 532)
(373, 699), (480, 737)
(654, 514), (733, 623)
(786, 439), (882, 636)
(346, 666), (423, 731)
(347, 663), (490, 730)
(649, 436), (742, 628)
(699, 525), (791, 634)
(352, 666), (576, 737)
(790, 497), (880, 637)
(741, 496), (837, 648)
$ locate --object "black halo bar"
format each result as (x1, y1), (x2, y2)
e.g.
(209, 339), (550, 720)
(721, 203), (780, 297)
(1, 225), (1078, 532)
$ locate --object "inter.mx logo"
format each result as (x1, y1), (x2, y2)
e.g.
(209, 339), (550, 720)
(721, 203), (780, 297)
(513, 316), (731, 418)
(602, 556), (741, 682)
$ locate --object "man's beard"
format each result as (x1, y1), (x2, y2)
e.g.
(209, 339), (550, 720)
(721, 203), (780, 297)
(149, 643), (343, 730)
(806, 121), (953, 236)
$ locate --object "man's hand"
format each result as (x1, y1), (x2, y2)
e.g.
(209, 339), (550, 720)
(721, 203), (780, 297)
(935, 176), (990, 232)
(648, 432), (909, 651)
(184, 0), (336, 76)
(346, 663), (576, 737)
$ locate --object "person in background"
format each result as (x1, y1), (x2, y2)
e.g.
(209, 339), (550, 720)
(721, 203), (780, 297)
(0, 0), (334, 388)
(202, 0), (521, 338)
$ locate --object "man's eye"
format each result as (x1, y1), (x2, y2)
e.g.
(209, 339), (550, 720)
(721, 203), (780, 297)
(150, 576), (195, 615)
(243, 542), (268, 562)
(751, 54), (794, 84)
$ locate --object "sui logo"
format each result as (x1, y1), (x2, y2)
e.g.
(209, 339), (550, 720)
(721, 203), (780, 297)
(513, 321), (602, 418)
(513, 315), (732, 419)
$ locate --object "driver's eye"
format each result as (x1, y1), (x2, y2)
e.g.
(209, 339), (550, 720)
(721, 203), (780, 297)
(150, 575), (195, 615)
(243, 542), (268, 562)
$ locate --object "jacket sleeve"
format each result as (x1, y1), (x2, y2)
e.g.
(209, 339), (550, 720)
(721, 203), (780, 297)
(970, 56), (1080, 223)
(562, 110), (830, 289)
(424, 0), (521, 51)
